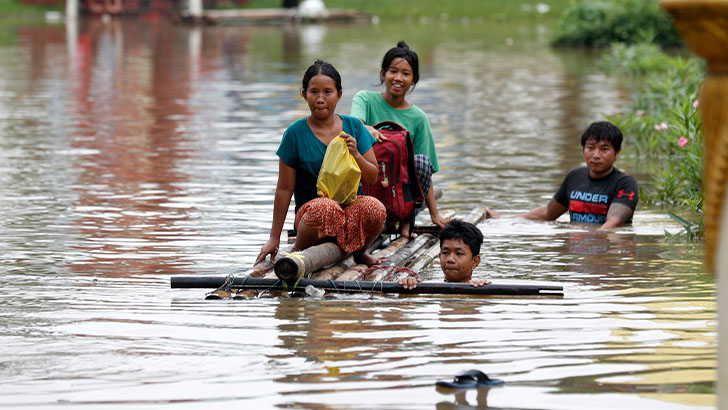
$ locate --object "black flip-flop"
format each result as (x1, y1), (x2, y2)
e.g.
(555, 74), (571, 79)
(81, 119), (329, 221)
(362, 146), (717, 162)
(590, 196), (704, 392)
(435, 370), (504, 389)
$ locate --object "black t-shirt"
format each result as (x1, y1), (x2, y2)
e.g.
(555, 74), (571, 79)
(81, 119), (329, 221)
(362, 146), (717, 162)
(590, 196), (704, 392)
(553, 167), (639, 225)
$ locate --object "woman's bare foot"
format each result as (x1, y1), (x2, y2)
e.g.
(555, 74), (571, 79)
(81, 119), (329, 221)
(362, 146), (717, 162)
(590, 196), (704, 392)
(399, 221), (415, 239)
(353, 251), (385, 267)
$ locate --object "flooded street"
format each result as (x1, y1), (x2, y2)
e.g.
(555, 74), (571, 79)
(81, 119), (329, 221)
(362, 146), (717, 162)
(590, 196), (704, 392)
(0, 17), (715, 409)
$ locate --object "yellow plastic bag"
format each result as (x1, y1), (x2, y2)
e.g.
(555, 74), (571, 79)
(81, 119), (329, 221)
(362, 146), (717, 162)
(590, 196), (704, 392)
(316, 135), (361, 206)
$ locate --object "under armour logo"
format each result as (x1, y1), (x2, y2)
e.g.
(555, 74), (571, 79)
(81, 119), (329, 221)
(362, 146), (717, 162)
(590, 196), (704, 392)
(617, 189), (635, 201)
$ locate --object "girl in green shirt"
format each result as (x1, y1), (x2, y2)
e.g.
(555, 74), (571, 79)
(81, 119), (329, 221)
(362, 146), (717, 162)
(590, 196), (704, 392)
(351, 41), (450, 237)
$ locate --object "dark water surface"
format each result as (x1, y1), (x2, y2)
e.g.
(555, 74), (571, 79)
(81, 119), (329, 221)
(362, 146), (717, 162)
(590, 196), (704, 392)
(0, 18), (714, 409)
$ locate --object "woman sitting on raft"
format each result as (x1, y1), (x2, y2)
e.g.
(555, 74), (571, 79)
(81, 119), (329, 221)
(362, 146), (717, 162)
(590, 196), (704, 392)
(255, 60), (386, 267)
(351, 41), (450, 236)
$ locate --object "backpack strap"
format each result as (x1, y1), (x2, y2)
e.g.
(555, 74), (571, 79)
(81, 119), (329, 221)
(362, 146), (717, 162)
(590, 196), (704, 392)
(374, 121), (406, 132)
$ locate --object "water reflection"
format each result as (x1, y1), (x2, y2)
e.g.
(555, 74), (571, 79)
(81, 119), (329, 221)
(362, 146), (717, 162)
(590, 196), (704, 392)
(0, 18), (715, 410)
(435, 386), (496, 409)
(65, 19), (197, 276)
(273, 298), (420, 384)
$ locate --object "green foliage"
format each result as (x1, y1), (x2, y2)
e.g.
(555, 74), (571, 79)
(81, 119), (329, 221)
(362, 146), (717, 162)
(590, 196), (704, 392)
(0, 0), (61, 16)
(552, 0), (682, 47)
(602, 43), (705, 239)
(599, 42), (673, 75)
(665, 210), (703, 241)
(242, 0), (574, 20)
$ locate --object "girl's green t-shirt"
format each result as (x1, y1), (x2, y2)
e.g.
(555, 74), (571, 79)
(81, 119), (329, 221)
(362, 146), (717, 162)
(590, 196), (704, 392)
(351, 90), (439, 172)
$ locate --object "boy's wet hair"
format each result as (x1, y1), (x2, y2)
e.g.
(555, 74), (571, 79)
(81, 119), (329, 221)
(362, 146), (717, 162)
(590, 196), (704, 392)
(439, 219), (484, 256)
(302, 59), (342, 94)
(580, 121), (623, 152)
(379, 41), (420, 89)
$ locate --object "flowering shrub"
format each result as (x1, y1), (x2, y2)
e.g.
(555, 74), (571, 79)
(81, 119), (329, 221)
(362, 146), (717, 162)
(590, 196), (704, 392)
(601, 42), (705, 236)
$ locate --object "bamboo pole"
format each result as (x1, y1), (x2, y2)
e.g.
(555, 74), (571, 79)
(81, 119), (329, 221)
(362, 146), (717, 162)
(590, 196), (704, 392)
(406, 242), (442, 273)
(336, 237), (409, 281)
(382, 234), (434, 267)
(274, 242), (345, 283)
(309, 234), (388, 280)
(171, 276), (563, 296)
(301, 190), (448, 281)
(307, 256), (355, 281)
(275, 233), (392, 282)
(204, 255), (281, 298)
(236, 245), (293, 278)
(359, 210), (456, 281)
(337, 210), (457, 281)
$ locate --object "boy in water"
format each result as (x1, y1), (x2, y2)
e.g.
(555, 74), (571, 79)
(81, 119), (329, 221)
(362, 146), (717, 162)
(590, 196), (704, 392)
(398, 219), (490, 289)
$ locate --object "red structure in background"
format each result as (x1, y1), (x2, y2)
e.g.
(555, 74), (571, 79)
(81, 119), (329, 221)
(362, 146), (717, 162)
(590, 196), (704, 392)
(19, 0), (249, 15)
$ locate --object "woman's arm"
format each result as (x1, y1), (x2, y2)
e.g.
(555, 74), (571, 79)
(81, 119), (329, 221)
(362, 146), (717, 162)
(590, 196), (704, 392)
(255, 160), (296, 264)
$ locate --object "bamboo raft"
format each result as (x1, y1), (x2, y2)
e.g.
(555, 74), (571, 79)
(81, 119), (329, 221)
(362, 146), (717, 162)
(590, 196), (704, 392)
(170, 206), (564, 298)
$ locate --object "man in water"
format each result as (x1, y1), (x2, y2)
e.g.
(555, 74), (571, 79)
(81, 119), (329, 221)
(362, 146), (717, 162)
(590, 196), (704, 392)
(489, 121), (638, 228)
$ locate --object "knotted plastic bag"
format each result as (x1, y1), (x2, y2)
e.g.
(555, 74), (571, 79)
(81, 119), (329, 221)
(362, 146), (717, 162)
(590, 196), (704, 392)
(316, 135), (361, 206)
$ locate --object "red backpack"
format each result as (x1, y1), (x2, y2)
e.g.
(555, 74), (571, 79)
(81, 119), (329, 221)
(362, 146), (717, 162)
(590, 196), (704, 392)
(362, 121), (425, 223)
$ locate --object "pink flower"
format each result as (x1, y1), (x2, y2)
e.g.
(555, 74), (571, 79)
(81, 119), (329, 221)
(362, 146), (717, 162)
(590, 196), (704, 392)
(654, 122), (668, 132)
(636, 110), (644, 116)
(678, 136), (689, 147)
(693, 100), (699, 109)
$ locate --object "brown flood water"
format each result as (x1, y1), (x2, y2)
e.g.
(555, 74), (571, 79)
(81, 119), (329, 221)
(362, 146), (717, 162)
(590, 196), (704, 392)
(0, 17), (714, 409)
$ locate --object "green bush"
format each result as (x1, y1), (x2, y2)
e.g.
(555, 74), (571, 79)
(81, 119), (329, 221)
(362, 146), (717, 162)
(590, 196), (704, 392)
(601, 43), (705, 236)
(599, 42), (673, 75)
(552, 0), (682, 47)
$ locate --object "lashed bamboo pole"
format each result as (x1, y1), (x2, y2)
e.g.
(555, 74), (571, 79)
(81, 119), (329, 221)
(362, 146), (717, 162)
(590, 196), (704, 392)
(337, 210), (457, 281)
(381, 233), (433, 267)
(235, 244), (294, 278)
(372, 237), (439, 282)
(274, 242), (345, 283)
(407, 242), (442, 273)
(385, 236), (441, 282)
(336, 237), (409, 281)
(275, 221), (396, 282)
(207, 249), (289, 299)
(271, 188), (446, 282)
(308, 256), (356, 281)
(308, 234), (388, 280)
(366, 211), (458, 281)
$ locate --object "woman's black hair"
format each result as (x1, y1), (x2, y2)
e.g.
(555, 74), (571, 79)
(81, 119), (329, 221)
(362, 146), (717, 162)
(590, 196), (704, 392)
(379, 41), (420, 90)
(301, 59), (342, 94)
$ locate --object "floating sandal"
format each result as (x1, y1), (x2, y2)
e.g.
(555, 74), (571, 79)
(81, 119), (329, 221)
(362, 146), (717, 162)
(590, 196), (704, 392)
(435, 370), (504, 389)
